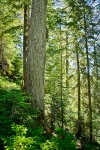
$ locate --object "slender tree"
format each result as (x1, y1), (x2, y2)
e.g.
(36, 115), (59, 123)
(65, 33), (69, 89)
(83, 2), (92, 143)
(59, 22), (64, 129)
(23, 0), (30, 92)
(75, 39), (81, 138)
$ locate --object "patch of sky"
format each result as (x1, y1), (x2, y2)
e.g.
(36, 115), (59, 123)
(53, 0), (65, 9)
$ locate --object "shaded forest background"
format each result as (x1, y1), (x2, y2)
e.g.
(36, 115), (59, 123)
(0, 0), (100, 149)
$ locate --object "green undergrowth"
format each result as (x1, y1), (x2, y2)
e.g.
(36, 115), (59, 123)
(0, 77), (99, 150)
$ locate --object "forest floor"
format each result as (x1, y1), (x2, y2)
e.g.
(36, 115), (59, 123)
(0, 76), (99, 150)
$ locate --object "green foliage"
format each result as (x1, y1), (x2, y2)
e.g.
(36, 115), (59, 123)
(0, 77), (31, 142)
(54, 127), (77, 150)
(4, 125), (77, 150)
(0, 0), (23, 83)
(0, 77), (78, 150)
(11, 55), (23, 83)
(41, 140), (58, 150)
(83, 142), (99, 150)
(41, 127), (77, 150)
(4, 124), (36, 150)
(0, 77), (45, 149)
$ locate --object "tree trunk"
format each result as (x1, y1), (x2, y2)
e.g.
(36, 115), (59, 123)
(23, 0), (30, 92)
(0, 39), (3, 75)
(83, 7), (92, 143)
(29, 0), (47, 119)
(65, 33), (69, 118)
(59, 23), (63, 129)
(75, 40), (81, 138)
